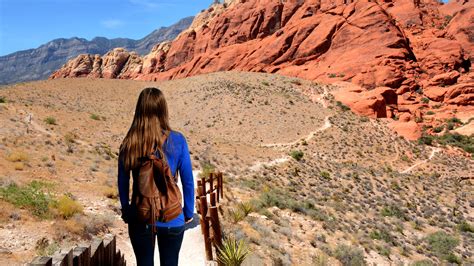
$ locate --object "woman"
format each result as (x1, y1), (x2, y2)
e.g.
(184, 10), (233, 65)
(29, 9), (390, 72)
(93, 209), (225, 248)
(118, 87), (194, 266)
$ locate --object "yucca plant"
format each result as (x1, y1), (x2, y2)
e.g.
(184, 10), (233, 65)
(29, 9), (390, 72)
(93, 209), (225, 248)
(217, 236), (249, 266)
(238, 202), (253, 216)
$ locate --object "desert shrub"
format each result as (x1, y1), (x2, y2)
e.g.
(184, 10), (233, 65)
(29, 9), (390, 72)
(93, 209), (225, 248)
(370, 229), (393, 244)
(6, 151), (29, 162)
(447, 117), (462, 124)
(262, 81), (269, 86)
(380, 204), (405, 219)
(320, 171), (331, 180)
(418, 134), (434, 145)
(411, 260), (434, 266)
(421, 98), (430, 104)
(425, 231), (459, 259)
(436, 133), (473, 154)
(426, 111), (435, 115)
(44, 116), (57, 125)
(289, 150), (304, 161)
(14, 162), (24, 171)
(55, 195), (83, 219)
(328, 73), (337, 78)
(333, 244), (366, 266)
(199, 162), (215, 179)
(290, 79), (302, 86)
(216, 236), (249, 266)
(103, 186), (118, 199)
(0, 181), (54, 218)
(83, 214), (113, 237)
(35, 238), (59, 256)
(433, 125), (444, 133)
(336, 101), (351, 111)
(0, 96), (6, 103)
(90, 113), (100, 120)
(64, 132), (77, 144)
(458, 221), (474, 233)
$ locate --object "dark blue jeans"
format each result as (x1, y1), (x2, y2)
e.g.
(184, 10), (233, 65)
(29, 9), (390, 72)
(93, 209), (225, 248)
(128, 223), (185, 266)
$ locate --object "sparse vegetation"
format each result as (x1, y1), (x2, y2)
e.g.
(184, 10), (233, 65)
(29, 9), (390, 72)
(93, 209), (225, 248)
(333, 244), (366, 266)
(336, 101), (351, 111)
(6, 150), (29, 162)
(421, 98), (430, 104)
(199, 162), (215, 179)
(457, 221), (474, 233)
(0, 96), (6, 103)
(216, 236), (249, 266)
(44, 116), (57, 125)
(90, 113), (101, 120)
(425, 231), (459, 261)
(290, 150), (304, 161)
(0, 181), (54, 218)
(55, 195), (83, 219)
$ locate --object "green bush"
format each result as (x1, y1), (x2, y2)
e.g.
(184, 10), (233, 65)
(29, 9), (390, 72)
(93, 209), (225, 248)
(370, 229), (393, 244)
(425, 231), (459, 259)
(44, 116), (57, 125)
(0, 181), (54, 218)
(458, 221), (474, 233)
(336, 101), (351, 111)
(421, 98), (430, 104)
(320, 171), (331, 180)
(436, 133), (473, 154)
(216, 236), (249, 266)
(290, 150), (304, 161)
(418, 134), (434, 146)
(333, 244), (366, 266)
(90, 113), (101, 120)
(380, 204), (405, 219)
(0, 96), (6, 103)
(433, 126), (444, 133)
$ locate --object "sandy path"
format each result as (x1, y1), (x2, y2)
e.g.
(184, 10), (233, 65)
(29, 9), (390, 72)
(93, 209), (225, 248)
(401, 147), (441, 174)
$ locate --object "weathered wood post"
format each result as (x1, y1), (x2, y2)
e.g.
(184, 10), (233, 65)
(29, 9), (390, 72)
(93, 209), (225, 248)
(73, 246), (90, 266)
(218, 172), (223, 199)
(209, 206), (223, 248)
(200, 177), (206, 196)
(30, 257), (52, 266)
(210, 191), (217, 207)
(209, 172), (214, 193)
(199, 195), (212, 260)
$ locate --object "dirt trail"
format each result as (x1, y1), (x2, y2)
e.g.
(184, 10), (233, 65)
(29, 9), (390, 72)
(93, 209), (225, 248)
(252, 88), (331, 169)
(401, 147), (441, 174)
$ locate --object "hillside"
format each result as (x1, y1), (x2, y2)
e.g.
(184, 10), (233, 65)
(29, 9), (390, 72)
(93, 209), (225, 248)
(50, 0), (474, 140)
(0, 72), (472, 265)
(0, 17), (193, 85)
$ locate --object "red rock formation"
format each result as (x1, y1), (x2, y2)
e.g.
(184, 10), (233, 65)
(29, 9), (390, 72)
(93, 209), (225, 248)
(50, 0), (474, 139)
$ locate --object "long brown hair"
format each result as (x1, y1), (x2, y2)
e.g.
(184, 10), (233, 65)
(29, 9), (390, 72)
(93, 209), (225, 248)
(120, 87), (171, 171)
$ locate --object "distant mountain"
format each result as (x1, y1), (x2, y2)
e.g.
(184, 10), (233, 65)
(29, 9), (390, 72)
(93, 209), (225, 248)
(0, 16), (193, 85)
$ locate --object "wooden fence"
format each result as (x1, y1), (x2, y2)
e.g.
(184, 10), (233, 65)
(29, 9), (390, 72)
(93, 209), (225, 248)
(29, 235), (125, 266)
(196, 172), (224, 261)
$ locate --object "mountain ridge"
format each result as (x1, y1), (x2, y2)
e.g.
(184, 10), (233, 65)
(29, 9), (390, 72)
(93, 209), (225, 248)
(0, 16), (194, 85)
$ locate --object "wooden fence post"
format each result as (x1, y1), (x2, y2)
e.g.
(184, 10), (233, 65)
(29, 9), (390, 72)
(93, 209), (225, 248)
(203, 215), (213, 260)
(30, 257), (52, 266)
(200, 177), (206, 196)
(90, 239), (104, 265)
(73, 246), (90, 266)
(210, 192), (216, 207)
(209, 172), (214, 193)
(209, 206), (223, 248)
(218, 172), (223, 199)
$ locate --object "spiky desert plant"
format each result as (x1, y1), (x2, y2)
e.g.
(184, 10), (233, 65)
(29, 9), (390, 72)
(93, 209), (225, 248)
(217, 236), (249, 266)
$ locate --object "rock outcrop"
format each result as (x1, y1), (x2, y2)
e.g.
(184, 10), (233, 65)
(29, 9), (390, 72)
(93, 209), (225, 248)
(0, 17), (193, 85)
(50, 0), (474, 139)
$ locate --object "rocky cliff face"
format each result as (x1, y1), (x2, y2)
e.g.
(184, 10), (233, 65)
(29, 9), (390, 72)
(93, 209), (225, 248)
(0, 17), (193, 85)
(51, 0), (474, 139)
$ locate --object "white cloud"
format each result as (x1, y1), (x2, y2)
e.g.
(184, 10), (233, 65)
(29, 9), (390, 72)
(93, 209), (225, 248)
(101, 19), (124, 29)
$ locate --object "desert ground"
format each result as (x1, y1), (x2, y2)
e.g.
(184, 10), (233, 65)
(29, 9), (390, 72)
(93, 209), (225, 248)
(0, 72), (472, 265)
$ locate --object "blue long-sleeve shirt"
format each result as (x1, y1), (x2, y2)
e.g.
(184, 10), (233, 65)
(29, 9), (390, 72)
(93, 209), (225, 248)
(118, 131), (194, 227)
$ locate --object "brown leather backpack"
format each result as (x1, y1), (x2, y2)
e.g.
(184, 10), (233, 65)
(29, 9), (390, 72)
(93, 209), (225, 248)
(131, 133), (183, 225)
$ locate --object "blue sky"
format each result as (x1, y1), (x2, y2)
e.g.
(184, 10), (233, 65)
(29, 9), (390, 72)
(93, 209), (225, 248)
(0, 0), (211, 56)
